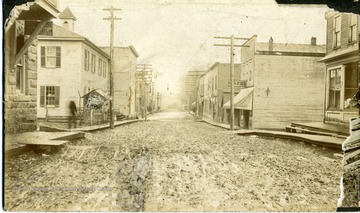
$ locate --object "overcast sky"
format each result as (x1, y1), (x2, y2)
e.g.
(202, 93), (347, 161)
(54, 0), (330, 94)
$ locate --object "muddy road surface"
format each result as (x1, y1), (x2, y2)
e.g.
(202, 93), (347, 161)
(4, 111), (343, 211)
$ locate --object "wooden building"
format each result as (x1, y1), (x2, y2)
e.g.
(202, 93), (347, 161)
(199, 63), (242, 124)
(240, 35), (326, 130)
(37, 7), (110, 124)
(101, 46), (139, 118)
(183, 71), (206, 112)
(319, 12), (359, 124)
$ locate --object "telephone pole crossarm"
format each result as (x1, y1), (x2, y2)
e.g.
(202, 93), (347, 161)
(214, 35), (249, 131)
(214, 36), (250, 40)
(137, 64), (153, 121)
(103, 18), (122, 20)
(214, 44), (250, 47)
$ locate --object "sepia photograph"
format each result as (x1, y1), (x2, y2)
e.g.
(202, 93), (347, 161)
(3, 0), (360, 212)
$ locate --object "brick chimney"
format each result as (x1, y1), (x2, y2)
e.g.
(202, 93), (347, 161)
(269, 37), (273, 51)
(311, 37), (317, 45)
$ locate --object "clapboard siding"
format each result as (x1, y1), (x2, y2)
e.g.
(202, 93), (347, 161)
(252, 54), (325, 129)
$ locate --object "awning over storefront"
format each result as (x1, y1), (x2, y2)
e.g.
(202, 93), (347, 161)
(223, 87), (253, 110)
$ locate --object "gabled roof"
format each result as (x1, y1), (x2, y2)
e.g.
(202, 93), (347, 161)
(38, 24), (110, 59)
(82, 89), (109, 100)
(59, 7), (77, 20)
(100, 46), (140, 58)
(256, 43), (325, 54)
(47, 23), (83, 38)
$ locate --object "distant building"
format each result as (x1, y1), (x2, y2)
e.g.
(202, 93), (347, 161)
(101, 46), (139, 118)
(37, 8), (109, 121)
(135, 67), (157, 117)
(319, 12), (359, 124)
(199, 63), (242, 124)
(4, 0), (59, 133)
(183, 71), (206, 112)
(239, 35), (326, 130)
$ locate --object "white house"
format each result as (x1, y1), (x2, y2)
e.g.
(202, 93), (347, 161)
(37, 7), (109, 119)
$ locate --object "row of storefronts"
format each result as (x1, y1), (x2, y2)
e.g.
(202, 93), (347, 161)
(193, 12), (359, 130)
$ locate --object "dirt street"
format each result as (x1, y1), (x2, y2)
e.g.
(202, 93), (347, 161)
(4, 112), (343, 211)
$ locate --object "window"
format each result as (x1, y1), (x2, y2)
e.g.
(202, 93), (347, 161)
(16, 59), (26, 93)
(84, 50), (89, 71)
(40, 86), (60, 107)
(349, 14), (358, 43)
(215, 75), (217, 90)
(333, 15), (341, 48)
(344, 62), (359, 102)
(41, 46), (61, 68)
(328, 68), (341, 109)
(91, 53), (96, 73)
(103, 61), (107, 78)
(249, 60), (253, 81)
(98, 58), (102, 76)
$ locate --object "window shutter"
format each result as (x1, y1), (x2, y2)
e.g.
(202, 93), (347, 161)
(41, 47), (45, 67)
(103, 62), (107, 77)
(40, 86), (45, 107)
(98, 59), (102, 76)
(56, 47), (61, 68)
(55, 86), (60, 107)
(332, 16), (338, 48)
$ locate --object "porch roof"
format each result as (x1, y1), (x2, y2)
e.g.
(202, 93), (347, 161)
(5, 0), (59, 33)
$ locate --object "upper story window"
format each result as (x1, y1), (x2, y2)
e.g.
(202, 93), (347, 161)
(103, 61), (107, 78)
(349, 14), (358, 43)
(41, 46), (61, 68)
(215, 75), (217, 90)
(98, 58), (103, 76)
(84, 49), (89, 71)
(91, 53), (96, 73)
(333, 15), (341, 48)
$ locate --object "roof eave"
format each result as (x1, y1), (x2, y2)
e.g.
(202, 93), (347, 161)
(38, 37), (110, 59)
(129, 46), (140, 57)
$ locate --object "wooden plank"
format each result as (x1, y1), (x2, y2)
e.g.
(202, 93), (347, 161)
(285, 126), (347, 139)
(19, 139), (68, 146)
(14, 19), (48, 67)
(291, 122), (349, 136)
(50, 132), (85, 141)
(237, 130), (344, 150)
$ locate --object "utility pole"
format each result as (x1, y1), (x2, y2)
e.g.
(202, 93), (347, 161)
(104, 6), (121, 129)
(214, 35), (249, 130)
(137, 64), (152, 121)
(143, 65), (147, 121)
